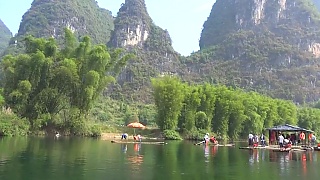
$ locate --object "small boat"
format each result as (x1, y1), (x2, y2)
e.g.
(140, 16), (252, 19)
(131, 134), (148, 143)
(110, 140), (166, 145)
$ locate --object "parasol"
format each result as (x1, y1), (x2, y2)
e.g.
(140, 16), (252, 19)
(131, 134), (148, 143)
(127, 122), (145, 135)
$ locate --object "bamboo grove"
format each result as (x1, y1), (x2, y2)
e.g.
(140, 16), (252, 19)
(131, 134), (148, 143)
(151, 76), (320, 140)
(0, 29), (133, 135)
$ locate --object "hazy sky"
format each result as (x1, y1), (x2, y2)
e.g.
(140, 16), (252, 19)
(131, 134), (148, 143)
(0, 0), (216, 55)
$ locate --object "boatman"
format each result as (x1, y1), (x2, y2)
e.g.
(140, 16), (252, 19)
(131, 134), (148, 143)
(279, 133), (284, 150)
(204, 133), (209, 145)
(248, 133), (254, 147)
(260, 134), (266, 146)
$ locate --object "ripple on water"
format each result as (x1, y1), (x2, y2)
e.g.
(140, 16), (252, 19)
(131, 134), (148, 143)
(0, 159), (9, 166)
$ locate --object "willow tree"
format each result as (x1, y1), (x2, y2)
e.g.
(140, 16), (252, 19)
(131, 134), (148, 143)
(1, 29), (133, 130)
(151, 76), (185, 130)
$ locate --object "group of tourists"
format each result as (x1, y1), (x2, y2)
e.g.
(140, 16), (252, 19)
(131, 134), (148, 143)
(248, 131), (317, 149)
(203, 133), (218, 145)
(248, 133), (266, 147)
(121, 133), (142, 142)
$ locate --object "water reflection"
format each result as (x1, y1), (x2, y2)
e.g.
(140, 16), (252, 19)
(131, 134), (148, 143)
(121, 144), (127, 153)
(134, 143), (141, 153)
(128, 143), (144, 177)
(211, 146), (218, 157)
(203, 145), (210, 163)
(249, 149), (259, 165)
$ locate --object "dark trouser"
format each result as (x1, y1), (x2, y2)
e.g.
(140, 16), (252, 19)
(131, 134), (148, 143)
(121, 135), (127, 139)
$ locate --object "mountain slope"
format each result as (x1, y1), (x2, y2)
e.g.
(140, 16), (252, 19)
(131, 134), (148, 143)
(108, 0), (182, 103)
(3, 0), (114, 56)
(19, 0), (114, 43)
(0, 19), (12, 55)
(185, 0), (320, 103)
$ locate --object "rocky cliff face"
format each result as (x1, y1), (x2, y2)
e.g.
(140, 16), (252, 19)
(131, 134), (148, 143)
(4, 0), (114, 56)
(187, 0), (320, 103)
(0, 19), (12, 55)
(108, 0), (182, 102)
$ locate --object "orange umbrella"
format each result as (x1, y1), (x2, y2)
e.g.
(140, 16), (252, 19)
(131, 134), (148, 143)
(127, 122), (145, 135)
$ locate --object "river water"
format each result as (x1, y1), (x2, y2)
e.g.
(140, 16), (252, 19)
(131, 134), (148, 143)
(0, 137), (319, 180)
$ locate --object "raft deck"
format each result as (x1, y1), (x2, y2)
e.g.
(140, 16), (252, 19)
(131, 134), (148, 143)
(111, 140), (166, 145)
(239, 146), (307, 152)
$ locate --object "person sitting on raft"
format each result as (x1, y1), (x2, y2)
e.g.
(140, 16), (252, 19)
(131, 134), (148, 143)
(134, 134), (142, 142)
(283, 138), (292, 150)
(210, 136), (218, 144)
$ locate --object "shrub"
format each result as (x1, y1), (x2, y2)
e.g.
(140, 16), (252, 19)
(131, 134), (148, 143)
(163, 130), (182, 140)
(0, 111), (30, 136)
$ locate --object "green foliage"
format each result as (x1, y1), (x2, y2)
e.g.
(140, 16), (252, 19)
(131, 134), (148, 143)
(163, 129), (182, 140)
(151, 76), (186, 130)
(152, 77), (308, 140)
(195, 111), (208, 130)
(180, 86), (201, 131)
(183, 129), (209, 141)
(191, 0), (320, 104)
(0, 19), (12, 55)
(1, 29), (132, 133)
(298, 107), (320, 136)
(0, 108), (30, 136)
(18, 0), (113, 44)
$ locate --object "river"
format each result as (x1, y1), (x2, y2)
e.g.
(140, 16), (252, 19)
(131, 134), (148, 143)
(0, 137), (319, 180)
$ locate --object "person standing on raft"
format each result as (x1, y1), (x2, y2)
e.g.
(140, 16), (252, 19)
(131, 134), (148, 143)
(203, 133), (209, 144)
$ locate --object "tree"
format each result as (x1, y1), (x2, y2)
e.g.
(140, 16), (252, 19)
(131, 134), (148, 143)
(151, 76), (185, 130)
(1, 29), (133, 131)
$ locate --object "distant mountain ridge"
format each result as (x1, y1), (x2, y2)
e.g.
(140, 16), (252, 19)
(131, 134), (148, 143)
(108, 0), (182, 102)
(18, 0), (114, 44)
(2, 0), (114, 56)
(2, 0), (320, 104)
(0, 19), (12, 55)
(185, 0), (320, 103)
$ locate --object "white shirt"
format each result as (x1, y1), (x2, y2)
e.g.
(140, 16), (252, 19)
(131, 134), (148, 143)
(284, 139), (289, 144)
(204, 134), (209, 140)
(248, 134), (253, 139)
(279, 135), (284, 143)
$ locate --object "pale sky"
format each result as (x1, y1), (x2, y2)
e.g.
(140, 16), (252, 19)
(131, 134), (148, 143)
(0, 0), (216, 56)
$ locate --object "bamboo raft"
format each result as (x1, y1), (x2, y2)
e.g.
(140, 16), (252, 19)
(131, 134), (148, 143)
(111, 140), (166, 145)
(194, 141), (235, 147)
(239, 146), (307, 152)
(313, 147), (320, 151)
(239, 146), (267, 150)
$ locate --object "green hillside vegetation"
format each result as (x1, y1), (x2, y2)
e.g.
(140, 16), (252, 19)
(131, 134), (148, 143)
(108, 0), (181, 103)
(186, 0), (320, 103)
(19, 0), (114, 43)
(152, 76), (320, 140)
(0, 19), (12, 55)
(0, 29), (133, 136)
(3, 0), (114, 57)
